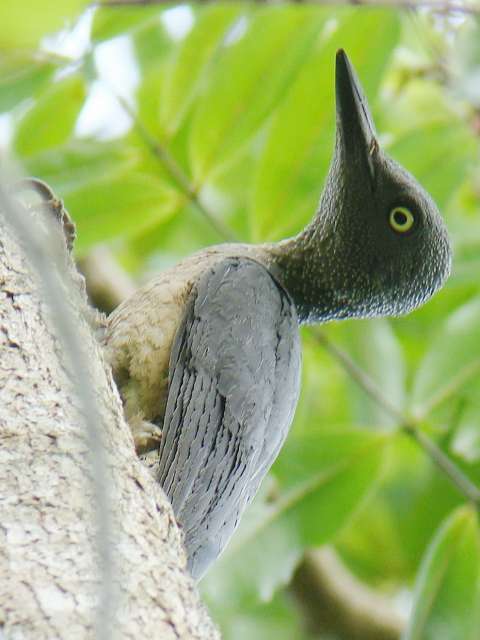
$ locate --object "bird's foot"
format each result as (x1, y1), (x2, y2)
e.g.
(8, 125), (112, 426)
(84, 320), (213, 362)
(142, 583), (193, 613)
(132, 419), (163, 456)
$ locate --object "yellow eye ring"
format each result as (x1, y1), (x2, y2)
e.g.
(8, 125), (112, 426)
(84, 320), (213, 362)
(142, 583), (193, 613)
(389, 206), (415, 234)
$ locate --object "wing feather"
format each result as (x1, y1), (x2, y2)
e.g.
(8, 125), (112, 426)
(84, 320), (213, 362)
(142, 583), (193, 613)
(156, 257), (301, 579)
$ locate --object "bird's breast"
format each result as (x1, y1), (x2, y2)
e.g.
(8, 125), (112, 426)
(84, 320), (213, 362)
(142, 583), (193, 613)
(103, 244), (269, 445)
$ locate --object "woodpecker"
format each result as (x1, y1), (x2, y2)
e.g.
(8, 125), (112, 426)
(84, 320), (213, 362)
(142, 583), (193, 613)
(104, 50), (451, 580)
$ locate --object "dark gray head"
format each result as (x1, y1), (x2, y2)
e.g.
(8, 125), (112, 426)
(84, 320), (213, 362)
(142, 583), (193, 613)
(271, 50), (451, 324)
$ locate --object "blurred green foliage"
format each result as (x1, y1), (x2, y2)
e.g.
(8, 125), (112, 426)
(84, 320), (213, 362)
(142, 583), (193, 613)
(2, 2), (480, 638)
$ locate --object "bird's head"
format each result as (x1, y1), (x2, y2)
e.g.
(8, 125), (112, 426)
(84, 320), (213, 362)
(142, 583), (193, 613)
(300, 50), (452, 323)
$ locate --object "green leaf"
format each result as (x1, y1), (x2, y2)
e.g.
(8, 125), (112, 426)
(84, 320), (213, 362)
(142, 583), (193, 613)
(160, 4), (242, 136)
(132, 17), (173, 73)
(0, 1), (86, 50)
(13, 74), (86, 157)
(131, 19), (176, 138)
(20, 138), (180, 250)
(126, 199), (223, 269)
(451, 404), (480, 464)
(344, 319), (406, 428)
(405, 506), (480, 640)
(251, 8), (400, 242)
(202, 430), (386, 605)
(21, 140), (139, 195)
(0, 54), (58, 112)
(412, 296), (480, 416)
(337, 431), (463, 586)
(388, 122), (476, 210)
(189, 5), (327, 183)
(136, 68), (166, 138)
(67, 171), (181, 251)
(209, 588), (309, 640)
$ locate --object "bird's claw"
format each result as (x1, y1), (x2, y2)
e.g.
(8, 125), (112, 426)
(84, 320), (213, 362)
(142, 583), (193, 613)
(134, 421), (163, 456)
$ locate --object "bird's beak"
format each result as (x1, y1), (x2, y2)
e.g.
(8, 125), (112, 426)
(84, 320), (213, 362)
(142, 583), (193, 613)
(335, 49), (378, 187)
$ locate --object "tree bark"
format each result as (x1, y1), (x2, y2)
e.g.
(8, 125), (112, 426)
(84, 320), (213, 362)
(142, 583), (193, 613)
(0, 189), (219, 639)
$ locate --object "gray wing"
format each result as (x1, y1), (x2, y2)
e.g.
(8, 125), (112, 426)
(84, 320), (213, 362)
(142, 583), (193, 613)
(157, 257), (301, 580)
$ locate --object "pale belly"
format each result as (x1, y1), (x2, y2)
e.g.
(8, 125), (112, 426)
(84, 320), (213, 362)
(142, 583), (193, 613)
(103, 244), (270, 449)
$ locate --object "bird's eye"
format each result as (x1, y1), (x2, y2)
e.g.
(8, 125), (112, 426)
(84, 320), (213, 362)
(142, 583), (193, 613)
(389, 206), (415, 234)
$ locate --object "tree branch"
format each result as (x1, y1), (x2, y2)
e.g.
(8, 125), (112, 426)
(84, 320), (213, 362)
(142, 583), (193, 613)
(0, 174), (219, 639)
(96, 0), (480, 17)
(291, 547), (405, 640)
(78, 246), (137, 314)
(1, 179), (115, 639)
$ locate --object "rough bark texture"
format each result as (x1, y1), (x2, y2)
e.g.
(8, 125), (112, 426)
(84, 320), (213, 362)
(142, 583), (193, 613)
(0, 206), (219, 639)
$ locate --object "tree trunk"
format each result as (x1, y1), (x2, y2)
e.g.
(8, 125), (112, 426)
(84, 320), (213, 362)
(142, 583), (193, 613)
(0, 186), (219, 639)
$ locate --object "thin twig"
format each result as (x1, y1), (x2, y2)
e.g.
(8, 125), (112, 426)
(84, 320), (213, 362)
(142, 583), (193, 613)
(404, 424), (480, 504)
(96, 0), (480, 17)
(310, 328), (480, 507)
(312, 329), (406, 424)
(115, 95), (238, 242)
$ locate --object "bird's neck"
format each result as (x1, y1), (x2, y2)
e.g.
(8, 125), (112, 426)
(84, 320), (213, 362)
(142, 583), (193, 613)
(261, 223), (341, 325)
